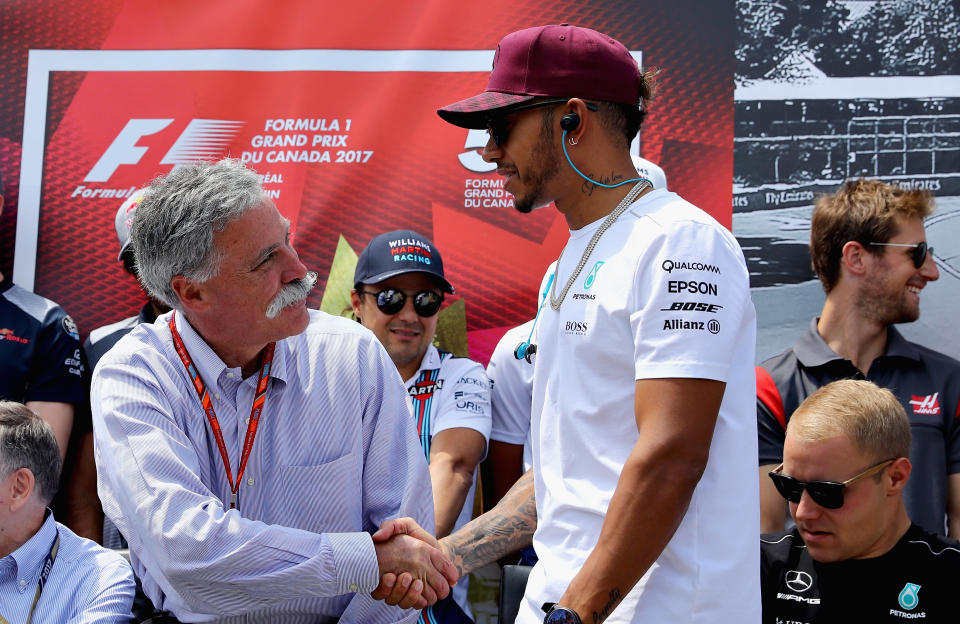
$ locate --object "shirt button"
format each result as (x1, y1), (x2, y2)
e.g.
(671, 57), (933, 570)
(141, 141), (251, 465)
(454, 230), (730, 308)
(247, 477), (255, 486)
(215, 393), (221, 400)
(349, 583), (358, 592)
(18, 579), (25, 588)
(227, 372), (235, 378)
(245, 417), (250, 425)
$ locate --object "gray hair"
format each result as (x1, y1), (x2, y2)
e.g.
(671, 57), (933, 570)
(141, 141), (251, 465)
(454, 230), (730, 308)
(0, 402), (62, 505)
(131, 158), (266, 309)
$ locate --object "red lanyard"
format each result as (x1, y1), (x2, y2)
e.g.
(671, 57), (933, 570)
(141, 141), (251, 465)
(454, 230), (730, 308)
(169, 311), (275, 510)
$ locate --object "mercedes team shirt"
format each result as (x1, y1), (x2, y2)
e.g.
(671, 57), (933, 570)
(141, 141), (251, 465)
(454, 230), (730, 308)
(757, 319), (960, 534)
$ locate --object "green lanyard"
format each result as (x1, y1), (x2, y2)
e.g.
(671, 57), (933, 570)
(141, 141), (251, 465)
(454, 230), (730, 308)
(0, 531), (60, 624)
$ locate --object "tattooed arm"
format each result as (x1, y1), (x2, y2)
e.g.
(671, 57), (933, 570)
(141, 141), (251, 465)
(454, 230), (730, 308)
(442, 469), (536, 577)
(371, 470), (537, 606)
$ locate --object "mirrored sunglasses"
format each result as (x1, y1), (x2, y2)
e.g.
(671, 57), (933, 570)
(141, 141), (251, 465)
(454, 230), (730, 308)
(869, 241), (933, 269)
(360, 288), (443, 317)
(768, 458), (895, 509)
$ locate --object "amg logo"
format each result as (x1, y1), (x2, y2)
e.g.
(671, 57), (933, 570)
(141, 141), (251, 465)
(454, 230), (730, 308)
(564, 321), (588, 335)
(776, 593), (820, 605)
(663, 319), (705, 330)
(572, 293), (596, 300)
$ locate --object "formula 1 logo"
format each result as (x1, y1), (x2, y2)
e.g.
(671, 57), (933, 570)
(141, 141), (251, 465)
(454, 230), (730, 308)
(909, 393), (941, 416)
(84, 119), (245, 182)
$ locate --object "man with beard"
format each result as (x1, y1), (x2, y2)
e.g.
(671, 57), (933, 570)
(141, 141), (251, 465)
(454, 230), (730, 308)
(374, 24), (760, 624)
(757, 179), (960, 538)
(91, 159), (456, 623)
(351, 229), (490, 623)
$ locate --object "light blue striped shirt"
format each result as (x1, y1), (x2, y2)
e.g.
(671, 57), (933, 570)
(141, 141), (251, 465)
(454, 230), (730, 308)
(92, 310), (433, 623)
(0, 511), (135, 623)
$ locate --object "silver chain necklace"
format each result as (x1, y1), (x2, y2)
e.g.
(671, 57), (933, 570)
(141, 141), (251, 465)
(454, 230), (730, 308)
(549, 180), (651, 311)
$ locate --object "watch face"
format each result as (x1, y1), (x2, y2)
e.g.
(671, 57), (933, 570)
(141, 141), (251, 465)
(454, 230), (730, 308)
(545, 607), (580, 624)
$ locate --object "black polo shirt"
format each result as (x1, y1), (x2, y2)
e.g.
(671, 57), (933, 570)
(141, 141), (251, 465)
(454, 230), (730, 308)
(0, 274), (85, 404)
(757, 318), (960, 535)
(761, 525), (960, 623)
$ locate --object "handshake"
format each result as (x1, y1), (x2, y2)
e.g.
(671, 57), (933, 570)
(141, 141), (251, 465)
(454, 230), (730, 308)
(371, 517), (461, 610)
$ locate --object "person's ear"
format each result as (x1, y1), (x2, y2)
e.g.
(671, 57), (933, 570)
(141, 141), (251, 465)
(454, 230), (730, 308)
(840, 241), (870, 278)
(8, 468), (36, 513)
(171, 275), (208, 312)
(886, 457), (912, 496)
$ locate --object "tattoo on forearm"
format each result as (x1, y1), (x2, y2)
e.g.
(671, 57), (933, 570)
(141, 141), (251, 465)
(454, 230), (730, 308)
(580, 172), (624, 196)
(442, 471), (536, 577)
(592, 588), (622, 624)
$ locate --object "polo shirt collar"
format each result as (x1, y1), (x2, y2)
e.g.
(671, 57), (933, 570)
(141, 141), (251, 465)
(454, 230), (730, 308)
(5, 510), (57, 588)
(795, 317), (922, 368)
(405, 344), (440, 384)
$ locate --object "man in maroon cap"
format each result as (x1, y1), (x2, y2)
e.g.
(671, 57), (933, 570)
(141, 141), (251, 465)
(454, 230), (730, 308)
(373, 24), (760, 624)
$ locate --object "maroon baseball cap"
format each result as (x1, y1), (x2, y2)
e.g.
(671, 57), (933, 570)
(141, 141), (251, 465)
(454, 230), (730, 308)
(438, 24), (642, 129)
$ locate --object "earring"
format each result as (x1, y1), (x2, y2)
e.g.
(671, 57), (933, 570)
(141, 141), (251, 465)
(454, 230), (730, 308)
(568, 137), (578, 146)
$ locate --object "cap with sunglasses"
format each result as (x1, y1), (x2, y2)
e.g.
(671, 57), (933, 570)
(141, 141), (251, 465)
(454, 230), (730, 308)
(437, 24), (642, 130)
(354, 229), (454, 294)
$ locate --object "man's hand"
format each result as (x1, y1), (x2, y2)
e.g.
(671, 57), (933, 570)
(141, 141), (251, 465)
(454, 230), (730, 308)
(371, 518), (457, 610)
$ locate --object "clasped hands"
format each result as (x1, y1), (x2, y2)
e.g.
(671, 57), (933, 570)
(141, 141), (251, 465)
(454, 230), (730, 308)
(371, 518), (458, 610)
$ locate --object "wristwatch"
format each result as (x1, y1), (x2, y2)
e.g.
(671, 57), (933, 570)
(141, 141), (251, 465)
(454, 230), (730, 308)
(542, 604), (583, 624)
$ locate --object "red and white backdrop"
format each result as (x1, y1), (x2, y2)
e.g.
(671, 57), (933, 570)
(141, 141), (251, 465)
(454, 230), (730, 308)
(0, 0), (733, 364)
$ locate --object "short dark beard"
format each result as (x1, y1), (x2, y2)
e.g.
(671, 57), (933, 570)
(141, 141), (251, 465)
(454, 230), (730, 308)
(513, 109), (560, 214)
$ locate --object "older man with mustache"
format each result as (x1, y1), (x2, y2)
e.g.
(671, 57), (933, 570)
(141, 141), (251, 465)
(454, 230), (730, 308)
(91, 158), (455, 623)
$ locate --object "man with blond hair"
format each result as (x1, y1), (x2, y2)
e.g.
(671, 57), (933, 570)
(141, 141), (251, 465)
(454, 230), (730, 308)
(757, 178), (960, 537)
(761, 379), (960, 622)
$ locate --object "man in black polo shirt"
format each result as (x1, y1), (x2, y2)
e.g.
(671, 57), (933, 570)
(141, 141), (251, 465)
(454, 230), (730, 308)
(0, 173), (84, 459)
(757, 179), (960, 537)
(761, 379), (960, 623)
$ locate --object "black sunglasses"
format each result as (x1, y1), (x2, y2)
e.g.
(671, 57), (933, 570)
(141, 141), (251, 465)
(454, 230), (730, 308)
(768, 458), (895, 509)
(869, 241), (933, 269)
(485, 99), (598, 147)
(359, 289), (443, 317)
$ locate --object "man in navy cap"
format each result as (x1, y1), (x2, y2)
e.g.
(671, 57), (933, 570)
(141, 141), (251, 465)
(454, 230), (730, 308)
(352, 230), (490, 623)
(373, 24), (759, 624)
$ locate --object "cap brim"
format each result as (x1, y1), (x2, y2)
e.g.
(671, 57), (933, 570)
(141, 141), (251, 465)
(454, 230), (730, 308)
(437, 91), (536, 128)
(359, 269), (455, 295)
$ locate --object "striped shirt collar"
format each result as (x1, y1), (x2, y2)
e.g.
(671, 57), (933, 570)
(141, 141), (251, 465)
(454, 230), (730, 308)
(171, 311), (290, 386)
(2, 510), (56, 589)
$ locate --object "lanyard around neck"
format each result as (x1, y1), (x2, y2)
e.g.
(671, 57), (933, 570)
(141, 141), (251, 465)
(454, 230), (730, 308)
(0, 529), (60, 624)
(168, 311), (275, 510)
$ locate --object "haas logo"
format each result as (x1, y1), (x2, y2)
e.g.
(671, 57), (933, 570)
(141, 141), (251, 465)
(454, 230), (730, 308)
(86, 119), (245, 182)
(909, 393), (941, 416)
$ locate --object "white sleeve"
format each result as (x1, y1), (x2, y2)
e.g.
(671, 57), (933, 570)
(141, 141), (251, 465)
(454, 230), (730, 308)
(630, 217), (751, 383)
(432, 358), (492, 442)
(487, 322), (535, 444)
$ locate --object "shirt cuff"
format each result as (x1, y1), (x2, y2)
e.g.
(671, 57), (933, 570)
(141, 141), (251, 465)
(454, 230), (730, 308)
(329, 532), (380, 594)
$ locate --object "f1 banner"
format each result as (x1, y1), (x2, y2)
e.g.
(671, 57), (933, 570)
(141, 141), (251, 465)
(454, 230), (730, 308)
(1, 0), (733, 363)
